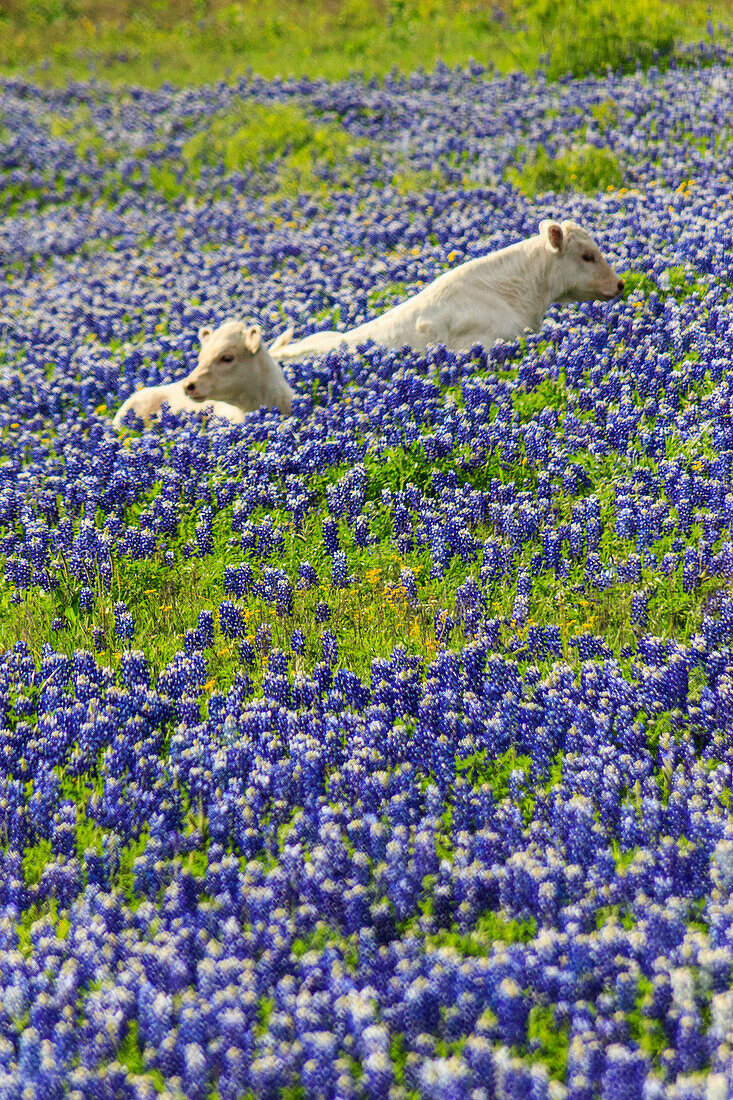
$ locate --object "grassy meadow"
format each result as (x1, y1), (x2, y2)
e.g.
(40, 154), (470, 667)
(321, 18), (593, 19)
(0, 0), (729, 88)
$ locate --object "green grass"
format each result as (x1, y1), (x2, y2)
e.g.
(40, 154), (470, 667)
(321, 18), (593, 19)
(368, 280), (411, 311)
(178, 101), (375, 199)
(0, 0), (727, 89)
(506, 142), (624, 198)
(48, 103), (122, 163)
(525, 1004), (570, 1080)
(16, 896), (70, 956)
(533, 0), (679, 79)
(424, 909), (538, 951)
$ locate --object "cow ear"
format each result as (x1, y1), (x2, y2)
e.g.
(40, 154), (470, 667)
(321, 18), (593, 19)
(540, 220), (564, 253)
(198, 326), (213, 344)
(244, 324), (262, 354)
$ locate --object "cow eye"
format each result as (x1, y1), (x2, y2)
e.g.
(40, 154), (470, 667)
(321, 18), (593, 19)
(219, 354), (234, 363)
(582, 252), (596, 263)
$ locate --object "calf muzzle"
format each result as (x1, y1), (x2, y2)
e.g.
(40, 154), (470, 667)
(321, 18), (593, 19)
(185, 379), (205, 400)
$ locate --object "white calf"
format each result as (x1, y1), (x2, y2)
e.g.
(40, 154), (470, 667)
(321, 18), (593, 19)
(271, 219), (624, 362)
(113, 322), (295, 428)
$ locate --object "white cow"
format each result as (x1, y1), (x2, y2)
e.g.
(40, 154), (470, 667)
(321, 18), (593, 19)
(271, 219), (624, 362)
(113, 321), (295, 428)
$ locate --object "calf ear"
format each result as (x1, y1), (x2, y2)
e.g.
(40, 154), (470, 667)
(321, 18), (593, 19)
(198, 326), (213, 344)
(244, 325), (262, 354)
(539, 220), (564, 253)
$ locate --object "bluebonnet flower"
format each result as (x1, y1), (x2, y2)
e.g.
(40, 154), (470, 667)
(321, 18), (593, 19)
(322, 630), (338, 666)
(631, 590), (649, 629)
(195, 507), (213, 555)
(354, 515), (373, 547)
(434, 609), (455, 645)
(219, 600), (244, 639)
(184, 628), (203, 653)
(223, 562), (253, 597)
(276, 578), (293, 616)
(198, 610), (215, 647)
(600, 1045), (648, 1100)
(332, 551), (350, 588)
(315, 601), (331, 623)
(323, 516), (340, 554)
(113, 601), (134, 640)
(297, 561), (319, 590)
(78, 586), (94, 611)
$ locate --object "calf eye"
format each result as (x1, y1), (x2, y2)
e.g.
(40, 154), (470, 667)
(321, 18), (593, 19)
(219, 354), (235, 363)
(582, 252), (596, 263)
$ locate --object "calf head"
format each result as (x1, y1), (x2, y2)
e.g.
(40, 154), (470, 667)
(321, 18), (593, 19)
(541, 219), (624, 304)
(183, 320), (265, 404)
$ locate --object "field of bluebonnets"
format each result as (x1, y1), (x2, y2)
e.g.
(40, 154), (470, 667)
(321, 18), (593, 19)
(2, 27), (733, 1100)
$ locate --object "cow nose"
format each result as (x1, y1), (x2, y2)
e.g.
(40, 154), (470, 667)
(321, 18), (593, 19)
(617, 280), (624, 293)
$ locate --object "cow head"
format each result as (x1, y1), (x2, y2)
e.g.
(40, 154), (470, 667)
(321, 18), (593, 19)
(183, 321), (264, 403)
(540, 219), (624, 303)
